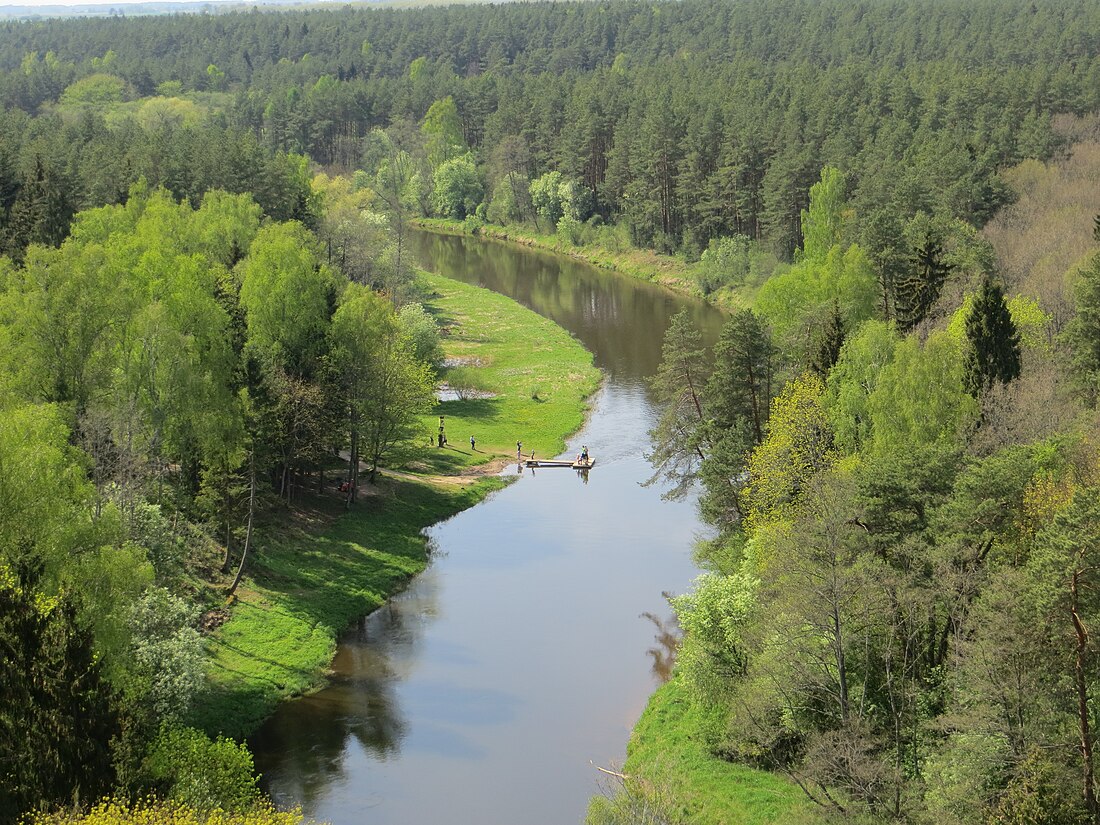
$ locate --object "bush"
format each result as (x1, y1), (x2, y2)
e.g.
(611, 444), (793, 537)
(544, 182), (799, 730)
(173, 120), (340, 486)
(398, 303), (444, 370)
(144, 726), (262, 815)
(557, 215), (584, 246)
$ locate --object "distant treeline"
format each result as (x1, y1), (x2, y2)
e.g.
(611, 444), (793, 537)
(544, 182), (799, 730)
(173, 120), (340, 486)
(2, 0), (1099, 258)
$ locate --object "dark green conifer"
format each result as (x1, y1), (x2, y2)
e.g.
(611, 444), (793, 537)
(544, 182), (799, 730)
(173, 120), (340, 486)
(812, 302), (846, 378)
(963, 276), (1021, 397)
(896, 240), (952, 331)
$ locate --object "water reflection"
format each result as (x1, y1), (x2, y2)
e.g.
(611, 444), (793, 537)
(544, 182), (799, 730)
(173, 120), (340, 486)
(251, 233), (722, 825)
(642, 602), (682, 685)
(407, 231), (725, 379)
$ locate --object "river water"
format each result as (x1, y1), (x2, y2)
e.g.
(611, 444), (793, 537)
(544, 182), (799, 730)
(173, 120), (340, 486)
(249, 231), (726, 825)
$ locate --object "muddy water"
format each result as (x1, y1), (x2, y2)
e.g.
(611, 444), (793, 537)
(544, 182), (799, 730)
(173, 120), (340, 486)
(249, 231), (726, 825)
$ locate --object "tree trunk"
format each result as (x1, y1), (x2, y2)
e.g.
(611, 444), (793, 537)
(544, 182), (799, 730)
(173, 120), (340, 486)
(833, 600), (850, 724)
(227, 454), (256, 598)
(346, 426), (359, 508)
(1071, 567), (1098, 822)
(221, 519), (232, 573)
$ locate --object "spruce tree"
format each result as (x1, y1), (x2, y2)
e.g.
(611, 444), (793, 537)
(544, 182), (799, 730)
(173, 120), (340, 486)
(896, 239), (952, 332)
(963, 276), (1021, 397)
(812, 302), (846, 378)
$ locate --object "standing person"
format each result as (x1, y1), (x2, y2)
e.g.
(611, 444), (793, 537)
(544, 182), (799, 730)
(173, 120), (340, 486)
(516, 441), (522, 459)
(470, 435), (476, 451)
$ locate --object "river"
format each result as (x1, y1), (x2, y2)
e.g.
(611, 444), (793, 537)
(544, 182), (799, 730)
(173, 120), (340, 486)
(249, 231), (727, 825)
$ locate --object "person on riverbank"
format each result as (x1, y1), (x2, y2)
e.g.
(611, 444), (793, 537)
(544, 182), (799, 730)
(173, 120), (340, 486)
(516, 440), (522, 459)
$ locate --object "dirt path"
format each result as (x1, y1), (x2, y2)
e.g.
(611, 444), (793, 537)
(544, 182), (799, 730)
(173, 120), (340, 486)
(378, 456), (517, 487)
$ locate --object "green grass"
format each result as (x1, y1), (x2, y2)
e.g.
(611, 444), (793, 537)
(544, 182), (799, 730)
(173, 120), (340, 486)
(617, 677), (810, 825)
(414, 269), (601, 473)
(192, 270), (600, 739)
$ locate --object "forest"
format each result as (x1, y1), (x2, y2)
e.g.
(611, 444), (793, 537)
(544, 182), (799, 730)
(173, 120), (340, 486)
(1, 0), (1100, 823)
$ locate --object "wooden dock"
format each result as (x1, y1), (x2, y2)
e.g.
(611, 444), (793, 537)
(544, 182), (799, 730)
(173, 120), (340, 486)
(523, 457), (595, 469)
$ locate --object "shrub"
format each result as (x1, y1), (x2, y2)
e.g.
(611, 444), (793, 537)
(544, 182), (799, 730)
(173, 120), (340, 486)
(144, 726), (261, 815)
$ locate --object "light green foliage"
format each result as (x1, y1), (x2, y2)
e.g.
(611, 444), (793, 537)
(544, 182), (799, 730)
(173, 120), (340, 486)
(698, 234), (751, 293)
(742, 373), (834, 532)
(824, 320), (899, 453)
(330, 285), (435, 481)
(486, 176), (529, 224)
(529, 171), (593, 229)
(420, 95), (467, 169)
(431, 153), (483, 220)
(205, 64), (227, 91)
(922, 731), (1013, 825)
(1, 188), (254, 474)
(136, 96), (203, 131)
(155, 80), (184, 96)
(671, 572), (757, 699)
(239, 222), (336, 376)
(312, 172), (391, 289)
(145, 726), (261, 815)
(68, 539), (153, 684)
(799, 166), (847, 262)
(192, 191), (263, 266)
(1006, 295), (1052, 351)
(755, 169), (877, 356)
(397, 302), (443, 370)
(60, 72), (131, 105)
(696, 234), (780, 295)
(756, 244), (878, 354)
(529, 171), (567, 226)
(0, 402), (96, 581)
(867, 330), (978, 455)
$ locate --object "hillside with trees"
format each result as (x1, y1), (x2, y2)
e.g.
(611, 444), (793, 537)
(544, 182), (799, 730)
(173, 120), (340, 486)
(631, 122), (1100, 823)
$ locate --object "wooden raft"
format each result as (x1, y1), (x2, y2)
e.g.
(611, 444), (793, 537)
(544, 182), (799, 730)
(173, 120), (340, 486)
(523, 456), (595, 469)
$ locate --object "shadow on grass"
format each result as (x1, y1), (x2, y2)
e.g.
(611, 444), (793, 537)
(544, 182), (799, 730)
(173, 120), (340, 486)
(436, 396), (502, 421)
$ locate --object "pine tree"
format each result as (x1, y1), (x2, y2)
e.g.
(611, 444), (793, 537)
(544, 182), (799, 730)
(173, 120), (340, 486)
(645, 310), (712, 499)
(963, 276), (1021, 398)
(698, 309), (777, 526)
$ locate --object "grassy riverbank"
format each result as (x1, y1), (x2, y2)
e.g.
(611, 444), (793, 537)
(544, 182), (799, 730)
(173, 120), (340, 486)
(415, 217), (702, 299)
(413, 270), (602, 473)
(603, 677), (809, 825)
(192, 271), (600, 739)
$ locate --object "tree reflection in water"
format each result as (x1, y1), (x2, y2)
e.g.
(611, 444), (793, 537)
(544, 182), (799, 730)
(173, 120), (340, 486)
(641, 598), (681, 685)
(251, 570), (442, 805)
